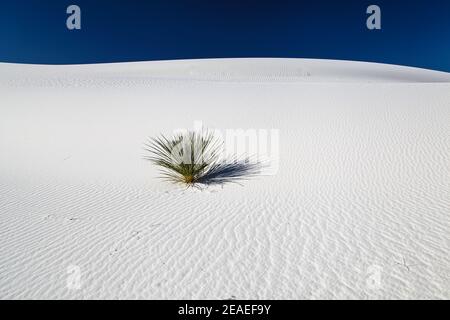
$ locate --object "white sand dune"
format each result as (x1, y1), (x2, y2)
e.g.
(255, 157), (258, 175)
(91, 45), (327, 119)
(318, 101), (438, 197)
(0, 58), (449, 299)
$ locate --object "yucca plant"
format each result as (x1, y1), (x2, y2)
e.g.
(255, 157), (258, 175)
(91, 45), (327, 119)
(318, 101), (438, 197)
(144, 130), (223, 185)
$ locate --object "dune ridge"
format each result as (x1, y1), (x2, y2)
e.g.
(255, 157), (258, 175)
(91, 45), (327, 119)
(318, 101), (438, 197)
(1, 59), (450, 87)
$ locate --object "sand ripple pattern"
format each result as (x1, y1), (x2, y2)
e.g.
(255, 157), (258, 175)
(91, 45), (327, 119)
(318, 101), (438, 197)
(0, 60), (449, 299)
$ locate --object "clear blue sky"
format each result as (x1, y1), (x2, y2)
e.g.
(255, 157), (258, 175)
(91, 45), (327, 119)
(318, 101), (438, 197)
(0, 0), (449, 72)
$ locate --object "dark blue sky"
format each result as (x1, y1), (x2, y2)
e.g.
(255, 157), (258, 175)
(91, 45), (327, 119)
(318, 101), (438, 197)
(0, 0), (449, 72)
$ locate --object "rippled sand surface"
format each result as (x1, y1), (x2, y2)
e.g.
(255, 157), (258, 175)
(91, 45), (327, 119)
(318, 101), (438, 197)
(1, 59), (449, 299)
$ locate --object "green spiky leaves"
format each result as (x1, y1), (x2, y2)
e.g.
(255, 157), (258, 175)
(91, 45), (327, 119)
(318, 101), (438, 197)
(144, 131), (222, 185)
(144, 130), (262, 187)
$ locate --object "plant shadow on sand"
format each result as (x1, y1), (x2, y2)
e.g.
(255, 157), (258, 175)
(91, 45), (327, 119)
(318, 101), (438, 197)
(195, 160), (263, 186)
